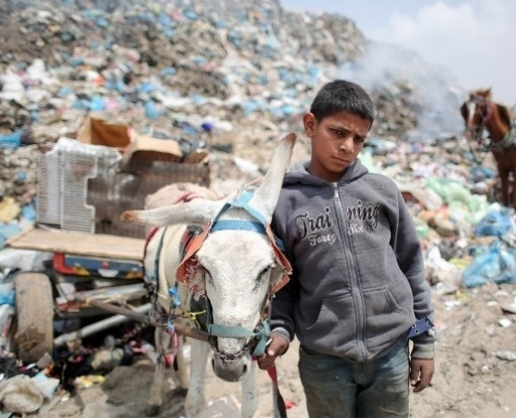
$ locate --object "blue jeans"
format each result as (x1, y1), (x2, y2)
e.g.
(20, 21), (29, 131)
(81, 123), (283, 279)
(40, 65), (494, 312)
(298, 342), (409, 418)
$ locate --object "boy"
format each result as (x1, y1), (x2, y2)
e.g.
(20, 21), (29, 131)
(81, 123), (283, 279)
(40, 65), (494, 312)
(258, 80), (435, 417)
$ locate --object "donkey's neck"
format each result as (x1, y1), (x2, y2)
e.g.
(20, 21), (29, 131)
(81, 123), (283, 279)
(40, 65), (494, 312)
(487, 105), (511, 142)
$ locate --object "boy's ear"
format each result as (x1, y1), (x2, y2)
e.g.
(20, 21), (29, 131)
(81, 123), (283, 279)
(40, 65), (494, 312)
(303, 112), (316, 137)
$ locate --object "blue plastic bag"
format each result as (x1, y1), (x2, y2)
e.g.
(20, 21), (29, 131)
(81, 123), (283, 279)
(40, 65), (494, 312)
(144, 100), (162, 120)
(475, 208), (513, 237)
(462, 240), (516, 288)
(0, 289), (15, 306)
(0, 129), (25, 149)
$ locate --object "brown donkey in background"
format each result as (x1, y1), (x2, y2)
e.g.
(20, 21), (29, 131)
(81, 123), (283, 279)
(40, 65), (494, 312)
(461, 88), (516, 207)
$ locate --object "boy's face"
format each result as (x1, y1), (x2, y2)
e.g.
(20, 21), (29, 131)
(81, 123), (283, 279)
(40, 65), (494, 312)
(303, 110), (371, 182)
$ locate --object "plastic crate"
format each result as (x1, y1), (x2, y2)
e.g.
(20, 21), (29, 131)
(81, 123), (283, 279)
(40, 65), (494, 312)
(36, 138), (210, 238)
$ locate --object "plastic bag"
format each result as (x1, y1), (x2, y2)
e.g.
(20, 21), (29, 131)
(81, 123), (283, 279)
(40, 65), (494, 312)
(462, 240), (516, 288)
(475, 207), (513, 237)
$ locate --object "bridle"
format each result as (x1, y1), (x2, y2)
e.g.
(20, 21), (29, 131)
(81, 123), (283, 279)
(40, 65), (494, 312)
(206, 294), (273, 361)
(176, 189), (292, 361)
(463, 95), (492, 145)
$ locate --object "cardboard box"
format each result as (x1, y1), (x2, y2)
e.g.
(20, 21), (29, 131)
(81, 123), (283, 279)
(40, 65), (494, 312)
(76, 115), (131, 148)
(119, 134), (183, 172)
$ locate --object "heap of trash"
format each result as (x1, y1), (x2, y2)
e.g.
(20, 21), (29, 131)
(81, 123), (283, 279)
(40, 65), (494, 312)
(0, 0), (515, 416)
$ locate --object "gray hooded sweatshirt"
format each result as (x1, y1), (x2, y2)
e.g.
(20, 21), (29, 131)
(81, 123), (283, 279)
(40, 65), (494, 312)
(271, 159), (434, 362)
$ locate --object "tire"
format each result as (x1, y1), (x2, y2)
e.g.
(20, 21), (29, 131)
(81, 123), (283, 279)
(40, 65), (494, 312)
(14, 272), (54, 363)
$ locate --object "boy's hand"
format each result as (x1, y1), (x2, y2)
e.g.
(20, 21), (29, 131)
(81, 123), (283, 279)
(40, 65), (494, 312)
(257, 334), (289, 370)
(410, 357), (434, 392)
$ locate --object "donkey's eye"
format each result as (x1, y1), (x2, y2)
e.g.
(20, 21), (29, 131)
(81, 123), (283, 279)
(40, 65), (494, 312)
(252, 266), (273, 292)
(257, 264), (275, 281)
(262, 265), (272, 275)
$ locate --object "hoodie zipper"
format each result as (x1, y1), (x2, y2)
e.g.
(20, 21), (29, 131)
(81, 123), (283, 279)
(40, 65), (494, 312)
(332, 182), (367, 361)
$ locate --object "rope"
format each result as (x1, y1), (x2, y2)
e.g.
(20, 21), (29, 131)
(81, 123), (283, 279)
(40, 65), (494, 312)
(184, 309), (207, 330)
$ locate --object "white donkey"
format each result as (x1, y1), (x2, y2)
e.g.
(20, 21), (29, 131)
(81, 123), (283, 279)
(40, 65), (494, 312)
(121, 133), (296, 418)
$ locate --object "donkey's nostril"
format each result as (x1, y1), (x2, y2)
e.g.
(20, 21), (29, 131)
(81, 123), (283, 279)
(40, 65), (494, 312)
(242, 364), (247, 375)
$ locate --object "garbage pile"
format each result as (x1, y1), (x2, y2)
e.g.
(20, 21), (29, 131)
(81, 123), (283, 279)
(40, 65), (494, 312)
(0, 0), (366, 139)
(0, 0), (515, 416)
(0, 0), (466, 201)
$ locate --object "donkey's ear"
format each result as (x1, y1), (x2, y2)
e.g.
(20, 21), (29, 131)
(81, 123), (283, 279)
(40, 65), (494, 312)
(121, 198), (224, 227)
(250, 133), (296, 223)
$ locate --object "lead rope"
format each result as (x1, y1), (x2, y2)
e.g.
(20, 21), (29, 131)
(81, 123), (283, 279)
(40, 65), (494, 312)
(268, 364), (287, 418)
(263, 295), (287, 418)
(255, 296), (288, 418)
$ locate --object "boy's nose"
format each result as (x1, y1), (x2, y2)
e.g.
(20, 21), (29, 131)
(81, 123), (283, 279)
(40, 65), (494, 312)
(339, 138), (353, 152)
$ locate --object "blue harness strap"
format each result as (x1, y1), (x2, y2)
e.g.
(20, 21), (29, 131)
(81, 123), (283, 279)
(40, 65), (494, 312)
(210, 220), (266, 234)
(208, 321), (271, 357)
(213, 190), (267, 226)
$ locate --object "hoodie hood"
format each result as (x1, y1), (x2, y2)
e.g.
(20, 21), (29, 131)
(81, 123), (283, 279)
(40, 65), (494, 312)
(284, 158), (369, 186)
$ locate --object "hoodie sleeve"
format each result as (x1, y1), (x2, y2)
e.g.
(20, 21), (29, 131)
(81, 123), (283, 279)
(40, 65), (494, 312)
(269, 208), (298, 341)
(270, 263), (298, 342)
(393, 189), (435, 358)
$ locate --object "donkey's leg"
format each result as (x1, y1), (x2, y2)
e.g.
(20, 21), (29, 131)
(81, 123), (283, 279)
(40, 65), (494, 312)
(498, 168), (510, 206)
(241, 360), (259, 418)
(147, 327), (171, 416)
(498, 168), (510, 207)
(511, 169), (516, 209)
(184, 338), (209, 417)
(174, 335), (190, 390)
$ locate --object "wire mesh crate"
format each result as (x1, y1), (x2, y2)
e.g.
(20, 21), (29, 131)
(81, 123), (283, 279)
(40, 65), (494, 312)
(36, 138), (210, 238)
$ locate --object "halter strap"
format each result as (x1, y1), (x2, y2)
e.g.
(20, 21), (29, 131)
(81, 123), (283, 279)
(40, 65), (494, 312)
(210, 220), (266, 234)
(207, 304), (271, 357)
(214, 190), (267, 226)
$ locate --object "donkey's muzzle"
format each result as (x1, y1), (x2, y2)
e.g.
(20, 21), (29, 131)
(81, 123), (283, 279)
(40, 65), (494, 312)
(211, 352), (250, 382)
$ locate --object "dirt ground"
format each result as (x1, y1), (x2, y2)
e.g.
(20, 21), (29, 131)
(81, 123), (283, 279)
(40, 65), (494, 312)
(30, 280), (516, 418)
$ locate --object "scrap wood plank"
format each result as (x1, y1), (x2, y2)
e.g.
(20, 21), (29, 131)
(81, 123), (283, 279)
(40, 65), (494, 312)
(5, 226), (145, 260)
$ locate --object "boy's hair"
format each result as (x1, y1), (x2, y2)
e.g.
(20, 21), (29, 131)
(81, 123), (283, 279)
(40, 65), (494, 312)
(310, 80), (375, 125)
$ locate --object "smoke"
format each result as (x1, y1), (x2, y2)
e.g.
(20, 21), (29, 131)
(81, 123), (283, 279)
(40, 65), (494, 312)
(372, 0), (516, 109)
(339, 41), (465, 141)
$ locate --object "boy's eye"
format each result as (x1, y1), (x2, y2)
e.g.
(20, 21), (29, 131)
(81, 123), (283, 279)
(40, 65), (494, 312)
(331, 128), (366, 144)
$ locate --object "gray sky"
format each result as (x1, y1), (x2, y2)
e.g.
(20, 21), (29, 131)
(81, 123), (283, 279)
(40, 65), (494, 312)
(280, 0), (516, 107)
